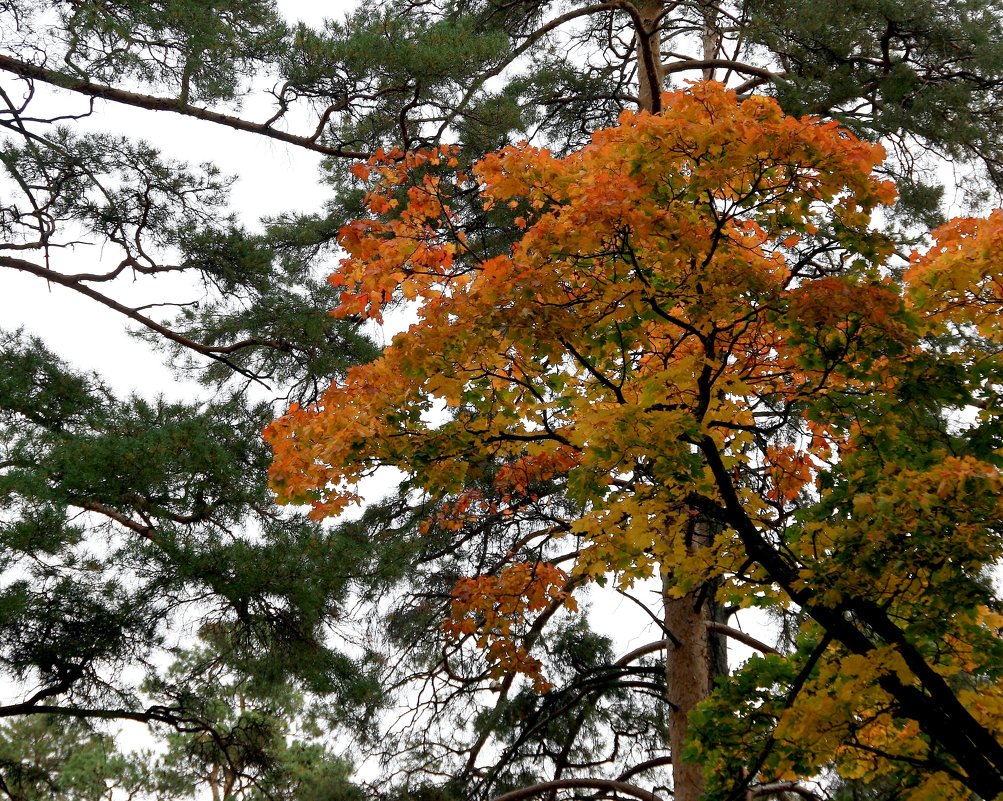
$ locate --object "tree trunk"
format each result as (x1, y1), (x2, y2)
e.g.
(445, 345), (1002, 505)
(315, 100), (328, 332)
(632, 10), (726, 799)
(699, 0), (722, 80)
(663, 519), (726, 801)
(634, 0), (665, 113)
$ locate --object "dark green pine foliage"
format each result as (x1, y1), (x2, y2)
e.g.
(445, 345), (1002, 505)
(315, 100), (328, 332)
(0, 716), (148, 801)
(144, 645), (365, 801)
(745, 0), (1003, 223)
(3, 0), (1003, 799)
(0, 1), (383, 791)
(56, 0), (287, 104)
(0, 330), (382, 715)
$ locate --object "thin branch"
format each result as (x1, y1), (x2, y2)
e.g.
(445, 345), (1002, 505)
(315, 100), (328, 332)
(616, 639), (671, 666)
(0, 254), (268, 385)
(615, 756), (673, 782)
(661, 58), (780, 83)
(0, 54), (368, 159)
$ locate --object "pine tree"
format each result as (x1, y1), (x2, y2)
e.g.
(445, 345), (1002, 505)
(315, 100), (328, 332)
(0, 716), (145, 801)
(3, 2), (1003, 800)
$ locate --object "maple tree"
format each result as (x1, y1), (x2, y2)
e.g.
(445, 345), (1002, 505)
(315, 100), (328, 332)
(267, 83), (1003, 800)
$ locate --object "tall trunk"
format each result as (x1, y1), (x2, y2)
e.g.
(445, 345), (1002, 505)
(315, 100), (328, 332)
(209, 762), (222, 801)
(663, 518), (726, 801)
(699, 0), (722, 80)
(634, 0), (665, 113)
(633, 9), (727, 799)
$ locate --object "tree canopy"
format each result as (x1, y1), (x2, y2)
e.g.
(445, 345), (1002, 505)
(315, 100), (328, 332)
(265, 82), (1003, 800)
(3, 1), (1003, 801)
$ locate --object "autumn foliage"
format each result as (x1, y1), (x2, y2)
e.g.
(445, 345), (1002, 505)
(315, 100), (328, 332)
(266, 84), (1003, 799)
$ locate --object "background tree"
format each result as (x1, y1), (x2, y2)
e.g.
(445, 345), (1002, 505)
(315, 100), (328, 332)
(3, 1), (1003, 800)
(0, 716), (146, 801)
(0, 649), (361, 801)
(146, 644), (363, 801)
(0, 329), (378, 731)
(0, 0), (382, 777)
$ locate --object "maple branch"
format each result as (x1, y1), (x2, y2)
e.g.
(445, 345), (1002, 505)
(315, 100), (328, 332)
(0, 53), (368, 159)
(485, 430), (575, 448)
(642, 294), (702, 338)
(560, 337), (626, 403)
(491, 778), (664, 801)
(843, 737), (969, 782)
(691, 439), (1003, 800)
(725, 631), (833, 801)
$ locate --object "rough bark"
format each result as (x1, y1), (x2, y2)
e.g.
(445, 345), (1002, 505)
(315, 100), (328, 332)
(633, 8), (726, 798)
(634, 0), (666, 113)
(663, 517), (723, 801)
(659, 6), (733, 797)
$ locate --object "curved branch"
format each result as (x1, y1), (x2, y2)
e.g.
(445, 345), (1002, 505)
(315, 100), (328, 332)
(662, 58), (781, 84)
(0, 699), (179, 726)
(615, 756), (673, 782)
(491, 778), (664, 801)
(0, 254), (268, 385)
(0, 53), (368, 159)
(615, 639), (670, 666)
(705, 621), (778, 655)
(76, 500), (159, 542)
